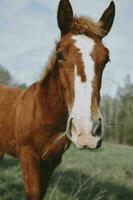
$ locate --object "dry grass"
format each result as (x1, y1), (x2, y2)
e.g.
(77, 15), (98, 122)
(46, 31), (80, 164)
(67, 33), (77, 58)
(0, 143), (133, 200)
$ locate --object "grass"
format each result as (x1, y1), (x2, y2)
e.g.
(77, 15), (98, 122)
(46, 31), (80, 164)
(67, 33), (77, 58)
(0, 143), (133, 200)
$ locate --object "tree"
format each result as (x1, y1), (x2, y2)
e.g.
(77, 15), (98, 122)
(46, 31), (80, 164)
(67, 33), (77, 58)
(0, 64), (12, 85)
(117, 75), (133, 145)
(101, 75), (133, 146)
(0, 64), (26, 89)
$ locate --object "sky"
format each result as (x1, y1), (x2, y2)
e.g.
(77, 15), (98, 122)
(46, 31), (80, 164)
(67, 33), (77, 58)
(0, 0), (132, 96)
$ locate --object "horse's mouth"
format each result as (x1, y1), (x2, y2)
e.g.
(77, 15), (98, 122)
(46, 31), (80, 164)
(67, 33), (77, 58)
(73, 138), (102, 150)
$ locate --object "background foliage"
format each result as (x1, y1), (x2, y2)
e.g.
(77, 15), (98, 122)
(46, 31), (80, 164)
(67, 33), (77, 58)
(101, 75), (133, 145)
(0, 65), (26, 89)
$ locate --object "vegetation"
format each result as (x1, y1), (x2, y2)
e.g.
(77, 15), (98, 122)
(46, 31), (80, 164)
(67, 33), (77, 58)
(0, 65), (12, 85)
(0, 143), (133, 200)
(0, 65), (26, 88)
(101, 75), (133, 145)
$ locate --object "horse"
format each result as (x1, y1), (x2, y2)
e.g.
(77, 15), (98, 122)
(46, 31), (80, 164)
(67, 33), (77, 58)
(0, 0), (115, 199)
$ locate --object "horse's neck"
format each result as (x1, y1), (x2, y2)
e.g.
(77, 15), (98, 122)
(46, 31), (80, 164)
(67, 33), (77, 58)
(39, 68), (68, 132)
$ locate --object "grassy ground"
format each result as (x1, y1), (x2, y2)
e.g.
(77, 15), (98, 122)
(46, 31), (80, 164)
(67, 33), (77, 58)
(0, 143), (133, 200)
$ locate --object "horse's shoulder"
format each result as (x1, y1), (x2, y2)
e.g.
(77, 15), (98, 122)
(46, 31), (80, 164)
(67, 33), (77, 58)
(16, 82), (39, 103)
(15, 82), (39, 115)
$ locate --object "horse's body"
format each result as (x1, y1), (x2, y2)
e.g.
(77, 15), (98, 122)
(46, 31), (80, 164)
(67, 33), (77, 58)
(0, 82), (69, 157)
(0, 0), (115, 199)
(0, 81), (70, 199)
(0, 85), (23, 155)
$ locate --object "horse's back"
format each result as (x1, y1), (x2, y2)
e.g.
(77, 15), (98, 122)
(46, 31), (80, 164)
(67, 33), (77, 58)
(0, 84), (22, 113)
(0, 84), (22, 101)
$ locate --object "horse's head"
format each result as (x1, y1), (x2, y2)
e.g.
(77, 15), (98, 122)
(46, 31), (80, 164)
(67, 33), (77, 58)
(56, 0), (115, 149)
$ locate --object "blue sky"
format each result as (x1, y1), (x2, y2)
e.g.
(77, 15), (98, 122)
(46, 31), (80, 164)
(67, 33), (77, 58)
(0, 0), (132, 96)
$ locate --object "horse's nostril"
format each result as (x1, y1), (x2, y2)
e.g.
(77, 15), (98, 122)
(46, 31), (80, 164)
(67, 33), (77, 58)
(99, 118), (102, 122)
(95, 123), (102, 136)
(96, 139), (102, 149)
(92, 118), (102, 137)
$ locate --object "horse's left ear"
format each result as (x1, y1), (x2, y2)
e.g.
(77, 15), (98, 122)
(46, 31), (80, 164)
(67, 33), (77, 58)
(57, 0), (73, 36)
(99, 1), (115, 38)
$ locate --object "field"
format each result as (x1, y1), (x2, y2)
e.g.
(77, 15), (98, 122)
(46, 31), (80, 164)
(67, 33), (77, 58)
(0, 143), (133, 200)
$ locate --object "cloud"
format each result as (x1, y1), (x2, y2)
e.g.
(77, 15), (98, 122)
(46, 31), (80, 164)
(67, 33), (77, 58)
(0, 0), (132, 96)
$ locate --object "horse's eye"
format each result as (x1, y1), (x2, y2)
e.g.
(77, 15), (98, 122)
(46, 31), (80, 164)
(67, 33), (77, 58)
(56, 51), (64, 61)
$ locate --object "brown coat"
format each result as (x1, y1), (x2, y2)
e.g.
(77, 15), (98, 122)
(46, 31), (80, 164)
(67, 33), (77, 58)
(0, 80), (70, 199)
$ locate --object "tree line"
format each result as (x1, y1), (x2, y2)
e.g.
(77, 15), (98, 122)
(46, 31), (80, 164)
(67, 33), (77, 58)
(0, 65), (133, 145)
(101, 75), (133, 146)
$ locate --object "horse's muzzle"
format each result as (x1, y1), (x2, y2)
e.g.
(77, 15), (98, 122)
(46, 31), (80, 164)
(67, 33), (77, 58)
(65, 117), (103, 150)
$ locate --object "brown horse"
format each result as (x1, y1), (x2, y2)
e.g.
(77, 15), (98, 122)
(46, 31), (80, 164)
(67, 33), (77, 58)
(0, 0), (115, 199)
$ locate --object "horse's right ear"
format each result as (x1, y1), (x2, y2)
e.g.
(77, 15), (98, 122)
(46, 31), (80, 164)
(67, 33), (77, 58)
(57, 0), (73, 36)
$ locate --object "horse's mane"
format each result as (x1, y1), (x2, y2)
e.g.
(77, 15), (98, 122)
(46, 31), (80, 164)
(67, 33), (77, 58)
(40, 48), (57, 81)
(71, 16), (105, 38)
(40, 16), (104, 81)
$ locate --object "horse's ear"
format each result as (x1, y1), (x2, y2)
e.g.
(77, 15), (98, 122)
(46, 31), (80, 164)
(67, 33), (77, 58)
(99, 1), (115, 38)
(57, 0), (73, 36)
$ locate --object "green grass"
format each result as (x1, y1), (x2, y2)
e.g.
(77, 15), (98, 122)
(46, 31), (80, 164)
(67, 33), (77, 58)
(0, 143), (133, 200)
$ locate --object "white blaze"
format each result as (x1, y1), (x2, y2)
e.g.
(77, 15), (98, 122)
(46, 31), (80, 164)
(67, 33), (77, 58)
(70, 35), (95, 134)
